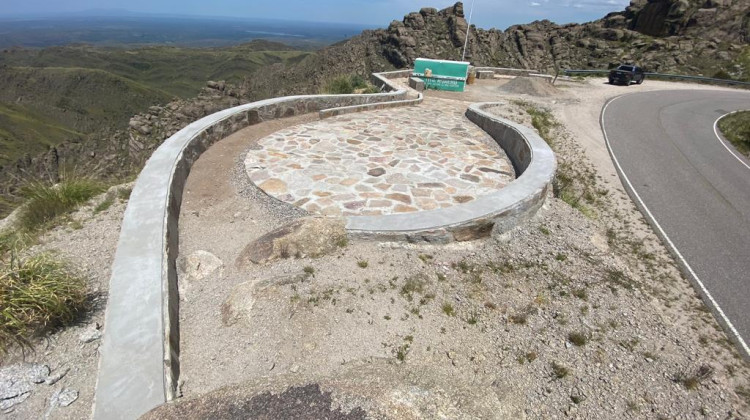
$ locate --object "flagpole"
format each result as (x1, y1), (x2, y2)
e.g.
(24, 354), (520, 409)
(461, 0), (476, 62)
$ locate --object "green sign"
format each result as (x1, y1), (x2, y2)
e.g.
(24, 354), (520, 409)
(412, 58), (469, 92)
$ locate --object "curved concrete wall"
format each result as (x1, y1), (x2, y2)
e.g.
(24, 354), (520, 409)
(94, 77), (555, 419)
(93, 76), (415, 420)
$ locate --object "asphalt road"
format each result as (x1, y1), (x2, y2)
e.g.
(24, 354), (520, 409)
(601, 89), (750, 356)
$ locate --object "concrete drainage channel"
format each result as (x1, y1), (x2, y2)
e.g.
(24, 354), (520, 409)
(93, 70), (556, 419)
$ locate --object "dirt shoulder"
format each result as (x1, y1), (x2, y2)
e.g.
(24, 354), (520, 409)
(174, 78), (750, 418)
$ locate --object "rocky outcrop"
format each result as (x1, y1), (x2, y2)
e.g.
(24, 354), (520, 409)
(245, 0), (748, 97)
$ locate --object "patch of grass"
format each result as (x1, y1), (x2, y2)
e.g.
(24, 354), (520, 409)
(555, 253), (567, 262)
(441, 302), (455, 316)
(418, 254), (433, 263)
(568, 331), (589, 346)
(335, 236), (349, 248)
(452, 260), (471, 274)
(572, 288), (588, 301)
(394, 342), (410, 362)
(117, 187), (132, 201)
(322, 74), (380, 95)
(737, 385), (750, 405)
(18, 177), (104, 232)
(605, 268), (635, 291)
(357, 260), (368, 269)
(466, 312), (479, 325)
(303, 266), (315, 276)
(400, 274), (427, 300)
(674, 365), (714, 390)
(539, 226), (550, 235)
(1, 253), (88, 351)
(551, 362), (570, 379)
(718, 111), (750, 158)
(93, 197), (114, 214)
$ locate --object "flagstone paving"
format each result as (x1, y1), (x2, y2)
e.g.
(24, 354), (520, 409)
(244, 98), (515, 216)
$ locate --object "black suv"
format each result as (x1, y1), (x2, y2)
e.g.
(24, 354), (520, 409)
(609, 65), (645, 85)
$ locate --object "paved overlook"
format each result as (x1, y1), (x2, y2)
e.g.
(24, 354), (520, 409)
(244, 96), (515, 216)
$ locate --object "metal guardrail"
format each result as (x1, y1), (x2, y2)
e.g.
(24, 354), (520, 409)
(564, 69), (750, 87)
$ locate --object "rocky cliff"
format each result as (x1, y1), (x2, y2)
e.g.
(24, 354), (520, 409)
(246, 0), (748, 96)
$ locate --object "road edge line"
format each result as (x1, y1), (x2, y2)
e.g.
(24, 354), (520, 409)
(600, 95), (750, 359)
(713, 110), (750, 171)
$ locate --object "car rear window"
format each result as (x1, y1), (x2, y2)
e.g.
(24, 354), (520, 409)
(618, 65), (634, 71)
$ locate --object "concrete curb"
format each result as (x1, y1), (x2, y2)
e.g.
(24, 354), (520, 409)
(345, 102), (556, 242)
(93, 74), (415, 420)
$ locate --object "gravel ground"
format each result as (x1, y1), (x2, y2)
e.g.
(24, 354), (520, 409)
(0, 184), (130, 419)
(177, 78), (750, 418)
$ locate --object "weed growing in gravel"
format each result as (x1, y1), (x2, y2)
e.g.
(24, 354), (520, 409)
(18, 177), (104, 232)
(605, 269), (634, 291)
(400, 274), (427, 301)
(466, 312), (479, 325)
(418, 254), (433, 263)
(441, 302), (455, 316)
(736, 385), (750, 405)
(517, 351), (537, 364)
(335, 237), (349, 248)
(572, 288), (588, 301)
(0, 253), (88, 351)
(555, 253), (567, 262)
(551, 362), (570, 379)
(436, 273), (446, 282)
(675, 365), (714, 391)
(93, 196), (114, 214)
(357, 260), (368, 268)
(452, 260), (471, 273)
(539, 226), (550, 235)
(117, 187), (132, 201)
(568, 331), (588, 346)
(303, 266), (315, 277)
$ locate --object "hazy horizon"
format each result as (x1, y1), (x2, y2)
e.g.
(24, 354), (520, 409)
(1, 1), (630, 31)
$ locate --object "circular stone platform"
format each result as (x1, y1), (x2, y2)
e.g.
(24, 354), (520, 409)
(244, 99), (515, 217)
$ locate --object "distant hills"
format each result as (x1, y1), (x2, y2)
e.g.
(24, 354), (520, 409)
(0, 41), (310, 168)
(0, 15), (372, 49)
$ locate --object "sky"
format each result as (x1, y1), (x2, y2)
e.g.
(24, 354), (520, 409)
(0, 0), (631, 30)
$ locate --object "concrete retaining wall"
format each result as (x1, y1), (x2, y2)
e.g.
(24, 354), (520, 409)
(93, 74), (416, 420)
(346, 102), (556, 242)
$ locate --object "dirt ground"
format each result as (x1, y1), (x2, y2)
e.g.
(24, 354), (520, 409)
(175, 77), (750, 418)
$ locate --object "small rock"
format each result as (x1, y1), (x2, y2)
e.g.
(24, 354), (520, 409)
(79, 325), (102, 343)
(45, 368), (69, 386)
(56, 389), (78, 407)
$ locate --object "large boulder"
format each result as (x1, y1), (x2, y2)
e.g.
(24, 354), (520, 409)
(236, 217), (347, 266)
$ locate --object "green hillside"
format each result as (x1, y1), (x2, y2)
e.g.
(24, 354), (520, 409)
(0, 41), (311, 98)
(0, 41), (310, 166)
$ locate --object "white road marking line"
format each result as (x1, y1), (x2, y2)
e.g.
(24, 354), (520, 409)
(601, 94), (750, 358)
(713, 110), (750, 171)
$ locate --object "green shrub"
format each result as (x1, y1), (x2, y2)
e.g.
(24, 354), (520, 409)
(18, 178), (104, 232)
(0, 253), (87, 350)
(323, 76), (354, 94)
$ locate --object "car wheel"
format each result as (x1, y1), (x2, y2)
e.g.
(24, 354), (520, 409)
(626, 77), (632, 85)
(608, 77), (614, 84)
(636, 76), (643, 85)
